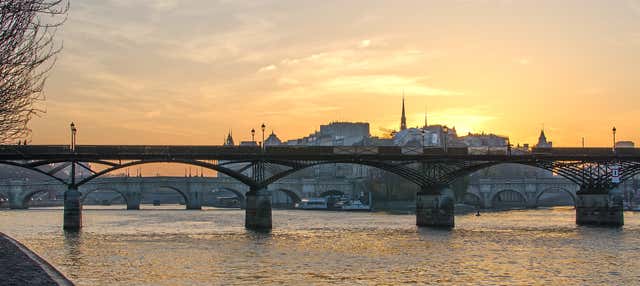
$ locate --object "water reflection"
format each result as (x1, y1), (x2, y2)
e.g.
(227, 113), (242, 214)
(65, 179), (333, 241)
(62, 230), (85, 281)
(1, 207), (639, 285)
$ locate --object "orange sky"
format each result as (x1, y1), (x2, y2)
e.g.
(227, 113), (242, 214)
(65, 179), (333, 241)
(28, 0), (640, 147)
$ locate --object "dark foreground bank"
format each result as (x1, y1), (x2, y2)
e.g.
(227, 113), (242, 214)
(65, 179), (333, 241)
(0, 233), (73, 286)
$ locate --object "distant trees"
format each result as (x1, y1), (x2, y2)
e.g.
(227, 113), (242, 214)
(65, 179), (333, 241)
(0, 0), (68, 143)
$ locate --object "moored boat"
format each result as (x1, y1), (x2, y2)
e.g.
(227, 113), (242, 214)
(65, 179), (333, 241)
(338, 200), (371, 211)
(295, 198), (328, 210)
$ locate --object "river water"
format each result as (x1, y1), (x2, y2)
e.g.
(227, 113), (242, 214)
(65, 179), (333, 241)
(1, 206), (639, 285)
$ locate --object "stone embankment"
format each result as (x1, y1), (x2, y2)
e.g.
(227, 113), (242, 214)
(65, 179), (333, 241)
(0, 232), (73, 286)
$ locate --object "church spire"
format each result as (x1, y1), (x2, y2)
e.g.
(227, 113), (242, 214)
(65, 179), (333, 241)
(424, 105), (428, 128)
(400, 93), (407, 131)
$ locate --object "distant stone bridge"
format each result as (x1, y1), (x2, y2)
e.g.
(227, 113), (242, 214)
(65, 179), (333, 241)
(0, 176), (364, 210)
(465, 177), (636, 209)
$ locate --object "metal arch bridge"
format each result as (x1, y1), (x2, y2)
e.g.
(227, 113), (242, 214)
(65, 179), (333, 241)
(2, 144), (640, 230)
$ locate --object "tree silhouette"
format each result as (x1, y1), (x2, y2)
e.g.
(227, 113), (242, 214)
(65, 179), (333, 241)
(0, 0), (68, 143)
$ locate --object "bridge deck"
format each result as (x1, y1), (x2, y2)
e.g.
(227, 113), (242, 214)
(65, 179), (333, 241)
(0, 145), (639, 161)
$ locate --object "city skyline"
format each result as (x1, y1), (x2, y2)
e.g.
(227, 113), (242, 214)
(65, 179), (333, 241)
(26, 0), (640, 146)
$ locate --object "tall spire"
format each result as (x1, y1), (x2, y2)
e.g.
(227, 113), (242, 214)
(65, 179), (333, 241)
(400, 92), (407, 131)
(424, 105), (428, 128)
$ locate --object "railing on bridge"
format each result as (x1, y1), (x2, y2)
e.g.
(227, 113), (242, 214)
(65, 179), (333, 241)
(1, 145), (640, 158)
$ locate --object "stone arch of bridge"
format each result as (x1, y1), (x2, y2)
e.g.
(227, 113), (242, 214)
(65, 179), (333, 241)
(21, 189), (58, 207)
(490, 189), (527, 206)
(81, 188), (128, 205)
(462, 192), (483, 207)
(535, 187), (576, 206)
(272, 188), (302, 204)
(209, 187), (246, 201)
(141, 185), (190, 206)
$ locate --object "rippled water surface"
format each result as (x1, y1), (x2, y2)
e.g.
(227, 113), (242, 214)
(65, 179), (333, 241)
(1, 206), (640, 285)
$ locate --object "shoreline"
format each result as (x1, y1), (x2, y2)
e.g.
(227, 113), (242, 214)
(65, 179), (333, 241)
(0, 232), (74, 286)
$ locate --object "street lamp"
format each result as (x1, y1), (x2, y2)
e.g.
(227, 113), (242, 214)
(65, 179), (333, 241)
(70, 122), (77, 151)
(261, 123), (266, 151)
(442, 126), (449, 153)
(612, 126), (617, 152)
(251, 128), (256, 143)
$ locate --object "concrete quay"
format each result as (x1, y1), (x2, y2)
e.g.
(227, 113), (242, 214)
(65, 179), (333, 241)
(0, 233), (73, 286)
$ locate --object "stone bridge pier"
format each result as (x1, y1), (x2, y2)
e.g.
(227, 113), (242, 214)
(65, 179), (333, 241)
(63, 187), (82, 230)
(6, 183), (27, 210)
(575, 190), (624, 226)
(245, 188), (272, 230)
(416, 186), (455, 228)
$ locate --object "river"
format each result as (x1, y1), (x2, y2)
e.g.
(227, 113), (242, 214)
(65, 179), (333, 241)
(1, 206), (639, 285)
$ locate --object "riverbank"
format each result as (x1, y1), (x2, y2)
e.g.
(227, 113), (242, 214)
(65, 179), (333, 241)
(0, 232), (73, 286)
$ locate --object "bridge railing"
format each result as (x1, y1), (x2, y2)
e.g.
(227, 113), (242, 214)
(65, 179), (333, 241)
(532, 147), (640, 156)
(1, 145), (640, 158)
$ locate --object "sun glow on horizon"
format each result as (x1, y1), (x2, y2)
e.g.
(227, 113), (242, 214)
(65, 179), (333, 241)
(24, 0), (640, 148)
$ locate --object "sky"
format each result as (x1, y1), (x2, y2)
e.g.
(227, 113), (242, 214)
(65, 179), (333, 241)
(29, 0), (640, 147)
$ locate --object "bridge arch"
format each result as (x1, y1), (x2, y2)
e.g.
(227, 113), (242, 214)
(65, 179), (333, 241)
(76, 160), (258, 189)
(262, 160), (432, 189)
(142, 185), (190, 206)
(81, 188), (128, 205)
(442, 162), (580, 187)
(0, 161), (68, 184)
(272, 188), (301, 207)
(535, 187), (576, 207)
(462, 192), (483, 207)
(21, 189), (58, 208)
(206, 188), (245, 208)
(276, 188), (302, 203)
(211, 187), (245, 201)
(490, 189), (527, 208)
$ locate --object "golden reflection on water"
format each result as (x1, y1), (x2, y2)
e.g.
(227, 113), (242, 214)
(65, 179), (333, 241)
(1, 206), (639, 285)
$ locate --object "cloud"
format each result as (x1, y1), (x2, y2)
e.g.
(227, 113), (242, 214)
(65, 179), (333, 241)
(253, 41), (452, 100)
(323, 75), (461, 96)
(258, 64), (277, 72)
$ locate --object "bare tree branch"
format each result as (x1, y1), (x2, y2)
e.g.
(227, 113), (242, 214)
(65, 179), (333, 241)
(0, 0), (69, 144)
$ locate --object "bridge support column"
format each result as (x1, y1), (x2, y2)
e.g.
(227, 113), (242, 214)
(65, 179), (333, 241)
(186, 190), (202, 210)
(576, 193), (623, 226)
(8, 184), (27, 209)
(416, 188), (455, 228)
(63, 186), (83, 231)
(125, 192), (141, 210)
(245, 189), (272, 230)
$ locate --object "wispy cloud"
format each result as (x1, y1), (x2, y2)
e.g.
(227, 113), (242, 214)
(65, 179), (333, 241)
(323, 75), (461, 96)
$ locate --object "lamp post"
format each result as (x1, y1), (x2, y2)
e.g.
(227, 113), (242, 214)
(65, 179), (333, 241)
(70, 122), (77, 151)
(261, 123), (266, 151)
(251, 128), (256, 143)
(612, 126), (617, 152)
(442, 126), (449, 153)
